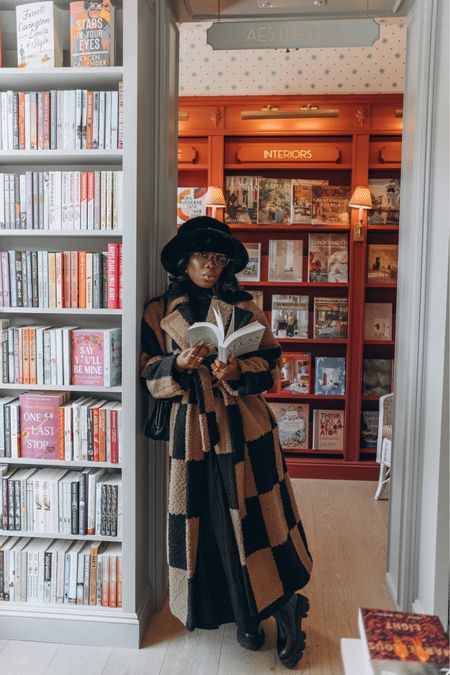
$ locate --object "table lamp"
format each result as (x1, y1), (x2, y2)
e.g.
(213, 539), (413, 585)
(203, 186), (226, 219)
(349, 186), (373, 241)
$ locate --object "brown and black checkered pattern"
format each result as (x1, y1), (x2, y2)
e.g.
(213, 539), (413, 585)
(140, 293), (313, 630)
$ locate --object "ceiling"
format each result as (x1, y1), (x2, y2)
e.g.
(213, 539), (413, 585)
(172, 0), (414, 22)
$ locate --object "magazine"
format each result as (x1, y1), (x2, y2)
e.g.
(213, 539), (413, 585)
(362, 359), (393, 397)
(368, 178), (401, 224)
(279, 352), (311, 394)
(271, 295), (309, 339)
(364, 303), (393, 340)
(291, 179), (329, 224)
(367, 245), (398, 283)
(308, 233), (349, 283)
(270, 403), (309, 450)
(258, 178), (291, 224)
(186, 306), (265, 362)
(313, 409), (345, 450)
(236, 242), (261, 282)
(224, 175), (259, 224)
(311, 185), (351, 224)
(177, 187), (207, 224)
(268, 239), (303, 282)
(314, 356), (346, 395)
(313, 297), (348, 339)
(360, 410), (379, 448)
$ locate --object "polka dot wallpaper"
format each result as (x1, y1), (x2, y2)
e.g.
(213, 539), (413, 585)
(179, 21), (405, 95)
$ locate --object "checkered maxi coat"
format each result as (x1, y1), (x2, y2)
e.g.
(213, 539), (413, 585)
(140, 292), (313, 630)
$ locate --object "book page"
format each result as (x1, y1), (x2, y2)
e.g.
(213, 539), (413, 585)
(220, 321), (265, 361)
(186, 322), (220, 349)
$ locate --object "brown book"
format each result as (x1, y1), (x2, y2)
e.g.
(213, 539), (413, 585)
(48, 252), (57, 308)
(63, 251), (71, 308)
(78, 251), (86, 308)
(86, 91), (94, 149)
(28, 327), (36, 384)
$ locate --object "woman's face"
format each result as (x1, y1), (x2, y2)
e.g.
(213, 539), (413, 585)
(185, 251), (228, 288)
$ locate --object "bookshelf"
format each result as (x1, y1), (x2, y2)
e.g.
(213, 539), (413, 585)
(0, 0), (177, 648)
(178, 94), (402, 480)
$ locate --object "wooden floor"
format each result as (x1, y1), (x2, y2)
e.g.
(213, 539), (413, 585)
(0, 479), (392, 675)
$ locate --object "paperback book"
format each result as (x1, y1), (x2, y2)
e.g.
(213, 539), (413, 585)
(236, 243), (261, 282)
(270, 403), (309, 450)
(364, 303), (393, 340)
(271, 294), (309, 339)
(268, 239), (303, 282)
(358, 607), (449, 675)
(360, 410), (379, 449)
(368, 179), (401, 225)
(311, 185), (351, 224)
(362, 359), (393, 397)
(367, 245), (398, 283)
(258, 178), (291, 224)
(187, 307), (265, 363)
(279, 352), (311, 395)
(16, 1), (63, 68)
(19, 391), (70, 459)
(71, 328), (121, 386)
(70, 0), (116, 67)
(312, 409), (345, 450)
(177, 187), (207, 224)
(314, 356), (346, 395)
(291, 179), (329, 224)
(224, 175), (259, 224)
(308, 234), (348, 283)
(313, 297), (348, 339)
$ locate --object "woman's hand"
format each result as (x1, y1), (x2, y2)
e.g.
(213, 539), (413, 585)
(175, 342), (212, 371)
(211, 355), (241, 381)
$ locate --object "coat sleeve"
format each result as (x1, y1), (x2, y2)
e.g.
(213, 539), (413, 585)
(139, 298), (191, 399)
(220, 303), (282, 397)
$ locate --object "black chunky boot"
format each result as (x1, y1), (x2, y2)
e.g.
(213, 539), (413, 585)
(236, 624), (265, 650)
(273, 593), (310, 669)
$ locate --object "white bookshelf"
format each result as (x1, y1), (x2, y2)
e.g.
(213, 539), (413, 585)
(0, 0), (178, 648)
(0, 530), (122, 542)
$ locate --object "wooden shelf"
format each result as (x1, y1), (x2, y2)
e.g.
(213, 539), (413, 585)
(364, 340), (395, 345)
(277, 338), (348, 345)
(282, 448), (344, 455)
(0, 530), (121, 542)
(246, 281), (349, 288)
(366, 282), (398, 288)
(265, 392), (346, 400)
(229, 223), (350, 231)
(367, 225), (399, 231)
(178, 164), (208, 171)
(369, 163), (401, 170)
(0, 458), (121, 468)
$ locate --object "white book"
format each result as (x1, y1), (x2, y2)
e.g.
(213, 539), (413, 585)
(81, 90), (87, 150)
(86, 253), (93, 309)
(7, 91), (14, 151)
(56, 90), (64, 149)
(68, 171), (75, 230)
(0, 174), (4, 229)
(74, 171), (81, 230)
(98, 91), (106, 150)
(55, 326), (63, 385)
(1, 94), (8, 151)
(104, 91), (112, 150)
(24, 92), (31, 149)
(100, 171), (107, 229)
(87, 468), (106, 535)
(63, 90), (76, 150)
(62, 326), (79, 386)
(43, 171), (49, 230)
(110, 91), (119, 149)
(73, 397), (95, 460)
(16, 2), (63, 68)
(75, 89), (82, 150)
(55, 251), (63, 308)
(61, 171), (70, 230)
(25, 171), (33, 229)
(68, 540), (86, 604)
(116, 171), (123, 231)
(106, 170), (112, 230)
(9, 399), (20, 458)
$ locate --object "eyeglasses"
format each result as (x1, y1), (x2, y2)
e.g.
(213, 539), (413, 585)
(192, 251), (230, 268)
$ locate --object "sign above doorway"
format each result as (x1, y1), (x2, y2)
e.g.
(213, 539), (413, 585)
(207, 19), (380, 50)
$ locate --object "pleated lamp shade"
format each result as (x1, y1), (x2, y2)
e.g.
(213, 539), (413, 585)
(203, 186), (227, 208)
(349, 186), (373, 209)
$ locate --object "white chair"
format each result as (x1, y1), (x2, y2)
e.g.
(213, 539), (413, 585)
(375, 393), (394, 500)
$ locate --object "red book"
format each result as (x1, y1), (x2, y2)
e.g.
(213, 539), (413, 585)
(93, 406), (100, 462)
(78, 251), (86, 308)
(118, 244), (122, 309)
(358, 607), (449, 674)
(70, 250), (79, 308)
(63, 251), (71, 308)
(71, 328), (121, 387)
(19, 392), (69, 459)
(110, 408), (118, 463)
(98, 406), (106, 462)
(107, 243), (119, 309)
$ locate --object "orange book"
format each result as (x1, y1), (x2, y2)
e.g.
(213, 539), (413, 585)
(80, 172), (88, 229)
(21, 327), (30, 384)
(93, 407), (100, 462)
(58, 407), (65, 459)
(18, 92), (25, 149)
(63, 251), (71, 308)
(101, 553), (110, 607)
(70, 0), (115, 68)
(28, 327), (36, 384)
(48, 252), (57, 308)
(78, 251), (86, 308)
(109, 555), (117, 607)
(70, 250), (78, 308)
(86, 91), (93, 149)
(116, 555), (122, 607)
(43, 91), (50, 150)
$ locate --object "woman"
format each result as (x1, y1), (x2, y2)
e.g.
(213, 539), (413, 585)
(140, 216), (312, 669)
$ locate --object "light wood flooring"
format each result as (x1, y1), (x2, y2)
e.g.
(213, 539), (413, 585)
(0, 479), (392, 675)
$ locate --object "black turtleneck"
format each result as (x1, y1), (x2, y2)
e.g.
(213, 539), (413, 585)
(187, 282), (214, 322)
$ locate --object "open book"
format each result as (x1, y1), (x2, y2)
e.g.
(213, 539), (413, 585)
(187, 307), (265, 363)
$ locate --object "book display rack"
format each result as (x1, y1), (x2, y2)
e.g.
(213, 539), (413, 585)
(178, 93), (402, 480)
(0, 0), (174, 649)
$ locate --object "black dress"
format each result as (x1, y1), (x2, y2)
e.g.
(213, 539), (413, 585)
(185, 283), (260, 633)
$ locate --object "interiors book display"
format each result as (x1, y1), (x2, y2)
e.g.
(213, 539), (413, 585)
(314, 356), (346, 396)
(268, 239), (303, 282)
(269, 403), (309, 451)
(313, 297), (348, 339)
(224, 175), (259, 224)
(70, 0), (116, 67)
(313, 409), (345, 450)
(16, 1), (63, 68)
(279, 352), (311, 395)
(367, 245), (399, 284)
(271, 294), (309, 339)
(358, 607), (449, 674)
(177, 187), (207, 224)
(308, 234), (349, 283)
(236, 242), (261, 282)
(311, 185), (351, 224)
(368, 179), (401, 225)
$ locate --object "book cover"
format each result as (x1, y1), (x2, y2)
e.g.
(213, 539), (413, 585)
(70, 0), (115, 67)
(177, 187), (207, 224)
(367, 245), (398, 283)
(360, 410), (379, 448)
(236, 242), (261, 282)
(362, 359), (393, 397)
(257, 178), (291, 224)
(313, 409), (345, 450)
(270, 403), (309, 450)
(224, 175), (259, 224)
(313, 297), (348, 339)
(71, 328), (121, 386)
(279, 352), (311, 394)
(368, 179), (401, 225)
(308, 233), (349, 283)
(314, 356), (346, 395)
(364, 303), (393, 340)
(311, 185), (351, 224)
(358, 607), (449, 674)
(16, 2), (62, 68)
(271, 294), (309, 339)
(268, 239), (303, 282)
(19, 392), (68, 459)
(291, 179), (329, 224)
